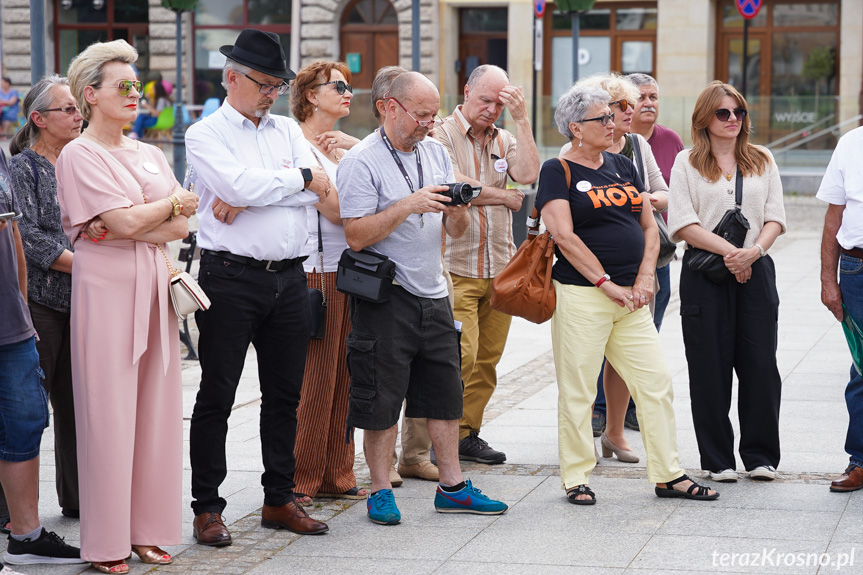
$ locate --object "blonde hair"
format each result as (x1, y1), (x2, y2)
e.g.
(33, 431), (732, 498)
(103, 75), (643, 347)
(577, 72), (640, 105)
(67, 39), (137, 121)
(689, 81), (769, 181)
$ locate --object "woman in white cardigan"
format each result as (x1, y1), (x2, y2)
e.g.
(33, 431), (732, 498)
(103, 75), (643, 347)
(668, 81), (786, 483)
(561, 73), (669, 464)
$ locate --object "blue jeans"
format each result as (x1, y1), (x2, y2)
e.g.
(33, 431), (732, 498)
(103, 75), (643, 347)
(131, 114), (157, 136)
(0, 336), (48, 462)
(595, 265), (670, 414)
(839, 254), (863, 467)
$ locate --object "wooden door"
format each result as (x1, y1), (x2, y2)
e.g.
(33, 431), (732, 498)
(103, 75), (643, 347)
(340, 0), (399, 90)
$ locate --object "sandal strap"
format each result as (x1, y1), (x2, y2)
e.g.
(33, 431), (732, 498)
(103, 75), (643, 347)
(567, 484), (595, 498)
(687, 481), (709, 496)
(664, 473), (690, 488)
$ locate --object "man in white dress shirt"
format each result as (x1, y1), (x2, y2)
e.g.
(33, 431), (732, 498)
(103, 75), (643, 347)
(185, 29), (331, 544)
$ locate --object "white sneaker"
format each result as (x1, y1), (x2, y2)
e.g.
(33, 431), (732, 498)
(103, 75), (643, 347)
(749, 465), (777, 481)
(709, 469), (739, 482)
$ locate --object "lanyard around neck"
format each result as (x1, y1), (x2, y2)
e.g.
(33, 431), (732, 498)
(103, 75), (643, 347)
(379, 126), (423, 193)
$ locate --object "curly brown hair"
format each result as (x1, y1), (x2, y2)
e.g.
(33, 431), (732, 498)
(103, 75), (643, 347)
(289, 61), (351, 122)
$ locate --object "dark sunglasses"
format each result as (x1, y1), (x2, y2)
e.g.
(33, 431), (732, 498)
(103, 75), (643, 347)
(316, 80), (353, 95)
(609, 99), (631, 112)
(715, 107), (748, 122)
(581, 113), (615, 127)
(41, 105), (80, 115)
(242, 73), (289, 96)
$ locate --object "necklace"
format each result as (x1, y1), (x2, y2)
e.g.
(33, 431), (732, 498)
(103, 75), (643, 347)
(84, 130), (125, 150)
(718, 161), (736, 181)
(301, 122), (341, 164)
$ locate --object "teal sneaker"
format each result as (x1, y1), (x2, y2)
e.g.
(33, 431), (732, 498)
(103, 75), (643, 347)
(367, 489), (400, 525)
(434, 479), (508, 515)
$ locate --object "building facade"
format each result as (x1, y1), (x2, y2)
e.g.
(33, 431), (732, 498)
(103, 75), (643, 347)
(2, 0), (860, 169)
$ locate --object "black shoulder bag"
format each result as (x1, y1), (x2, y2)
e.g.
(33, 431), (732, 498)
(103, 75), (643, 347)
(685, 166), (750, 283)
(629, 134), (676, 268)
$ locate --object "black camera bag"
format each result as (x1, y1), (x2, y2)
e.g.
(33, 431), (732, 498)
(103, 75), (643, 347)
(337, 249), (397, 303)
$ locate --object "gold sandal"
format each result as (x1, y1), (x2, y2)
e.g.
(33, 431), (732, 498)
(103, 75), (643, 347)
(91, 559), (130, 574)
(131, 545), (172, 564)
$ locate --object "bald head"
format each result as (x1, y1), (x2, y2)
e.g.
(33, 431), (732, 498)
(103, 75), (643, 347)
(462, 65), (510, 132)
(384, 71), (441, 151)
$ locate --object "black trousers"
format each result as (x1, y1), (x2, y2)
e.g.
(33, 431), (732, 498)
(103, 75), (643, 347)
(190, 253), (310, 514)
(0, 302), (78, 516)
(680, 252), (781, 472)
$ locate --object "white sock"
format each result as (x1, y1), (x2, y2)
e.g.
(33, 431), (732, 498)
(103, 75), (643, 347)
(11, 525), (42, 541)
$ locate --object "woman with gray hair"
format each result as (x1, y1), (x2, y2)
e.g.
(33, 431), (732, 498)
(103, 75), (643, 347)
(55, 39), (198, 573)
(5, 75), (83, 524)
(535, 85), (717, 505)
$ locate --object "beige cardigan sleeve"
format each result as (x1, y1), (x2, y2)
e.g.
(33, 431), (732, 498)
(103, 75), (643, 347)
(633, 133), (669, 210)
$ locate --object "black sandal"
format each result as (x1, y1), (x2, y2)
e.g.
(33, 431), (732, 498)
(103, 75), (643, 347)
(566, 484), (596, 505)
(655, 474), (719, 501)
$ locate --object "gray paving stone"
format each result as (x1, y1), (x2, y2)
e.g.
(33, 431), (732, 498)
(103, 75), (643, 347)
(438, 563), (624, 575)
(656, 507), (840, 544)
(630, 535), (827, 574)
(247, 557), (444, 575)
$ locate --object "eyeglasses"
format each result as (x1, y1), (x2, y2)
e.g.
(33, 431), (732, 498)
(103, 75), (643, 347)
(609, 99), (631, 112)
(315, 80), (353, 95)
(580, 113), (615, 127)
(116, 80), (143, 96)
(387, 95), (442, 128)
(242, 73), (289, 96)
(41, 105), (80, 115)
(715, 107), (748, 122)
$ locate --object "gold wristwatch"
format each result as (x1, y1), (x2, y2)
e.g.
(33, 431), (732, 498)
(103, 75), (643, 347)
(167, 195), (182, 221)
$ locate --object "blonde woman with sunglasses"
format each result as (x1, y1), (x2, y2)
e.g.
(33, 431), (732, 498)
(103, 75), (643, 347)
(538, 84), (718, 505)
(55, 40), (198, 574)
(668, 81), (786, 484)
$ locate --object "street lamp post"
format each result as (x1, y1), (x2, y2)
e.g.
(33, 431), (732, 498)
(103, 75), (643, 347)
(161, 0), (199, 183)
(556, 0), (595, 84)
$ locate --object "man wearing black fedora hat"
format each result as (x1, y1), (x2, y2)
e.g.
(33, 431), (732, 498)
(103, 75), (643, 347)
(185, 28), (332, 544)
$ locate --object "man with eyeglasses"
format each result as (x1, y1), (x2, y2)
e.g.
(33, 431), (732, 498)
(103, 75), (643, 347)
(185, 28), (331, 545)
(338, 71), (508, 525)
(432, 65), (540, 465)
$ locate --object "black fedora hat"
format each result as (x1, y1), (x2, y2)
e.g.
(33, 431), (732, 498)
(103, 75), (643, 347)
(220, 29), (296, 81)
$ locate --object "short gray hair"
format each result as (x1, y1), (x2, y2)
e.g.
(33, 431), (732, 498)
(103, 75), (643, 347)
(466, 64), (509, 90)
(555, 85), (610, 139)
(222, 59), (253, 91)
(371, 65), (407, 120)
(627, 73), (658, 89)
(10, 75), (69, 156)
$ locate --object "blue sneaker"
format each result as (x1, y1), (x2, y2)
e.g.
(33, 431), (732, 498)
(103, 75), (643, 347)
(367, 489), (401, 525)
(434, 479), (508, 515)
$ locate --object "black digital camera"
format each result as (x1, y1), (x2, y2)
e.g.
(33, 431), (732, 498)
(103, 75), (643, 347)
(440, 183), (482, 206)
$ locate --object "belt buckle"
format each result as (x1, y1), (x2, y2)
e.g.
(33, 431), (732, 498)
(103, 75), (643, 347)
(265, 260), (278, 272)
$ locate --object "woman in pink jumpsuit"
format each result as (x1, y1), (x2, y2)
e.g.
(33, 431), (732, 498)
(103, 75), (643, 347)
(56, 40), (199, 574)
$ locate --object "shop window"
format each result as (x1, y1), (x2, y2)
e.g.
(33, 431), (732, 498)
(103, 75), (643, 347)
(552, 9), (610, 31)
(616, 8), (657, 31)
(193, 0), (292, 108)
(461, 8), (507, 33)
(773, 3), (837, 27)
(721, 6), (767, 29)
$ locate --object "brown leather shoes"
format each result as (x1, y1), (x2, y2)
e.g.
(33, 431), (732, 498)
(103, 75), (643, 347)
(261, 496), (328, 535)
(398, 460), (439, 481)
(830, 465), (863, 492)
(193, 512), (232, 546)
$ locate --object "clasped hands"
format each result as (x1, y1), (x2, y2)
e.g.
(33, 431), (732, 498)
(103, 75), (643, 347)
(723, 246), (760, 283)
(600, 274), (654, 311)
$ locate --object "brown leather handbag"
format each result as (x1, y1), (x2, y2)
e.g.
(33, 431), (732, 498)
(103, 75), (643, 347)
(490, 158), (570, 324)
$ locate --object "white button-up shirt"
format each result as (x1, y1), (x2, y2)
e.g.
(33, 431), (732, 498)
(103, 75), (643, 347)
(185, 100), (319, 261)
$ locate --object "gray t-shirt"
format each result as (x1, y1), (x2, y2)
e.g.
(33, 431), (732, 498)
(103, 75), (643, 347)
(338, 131), (455, 299)
(0, 150), (36, 347)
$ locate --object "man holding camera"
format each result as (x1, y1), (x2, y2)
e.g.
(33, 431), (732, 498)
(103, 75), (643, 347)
(338, 71), (507, 525)
(433, 65), (539, 464)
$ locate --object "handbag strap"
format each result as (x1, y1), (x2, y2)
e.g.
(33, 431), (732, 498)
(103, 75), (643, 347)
(527, 158), (570, 234)
(317, 211), (326, 304)
(734, 165), (743, 208)
(629, 134), (646, 184)
(26, 151), (39, 192)
(83, 138), (180, 277)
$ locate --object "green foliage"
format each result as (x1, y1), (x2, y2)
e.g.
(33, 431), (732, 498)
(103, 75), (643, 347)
(802, 46), (834, 83)
(161, 0), (198, 12)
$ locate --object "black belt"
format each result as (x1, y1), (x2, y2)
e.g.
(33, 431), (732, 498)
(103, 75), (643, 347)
(842, 247), (863, 260)
(201, 249), (306, 272)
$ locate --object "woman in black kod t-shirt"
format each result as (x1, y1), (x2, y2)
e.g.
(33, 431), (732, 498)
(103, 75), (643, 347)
(536, 84), (718, 506)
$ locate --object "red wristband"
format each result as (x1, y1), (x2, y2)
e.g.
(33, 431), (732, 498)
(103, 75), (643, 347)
(595, 273), (610, 287)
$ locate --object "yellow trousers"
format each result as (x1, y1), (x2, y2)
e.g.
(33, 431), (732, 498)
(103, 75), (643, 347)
(551, 281), (684, 489)
(452, 274), (513, 440)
